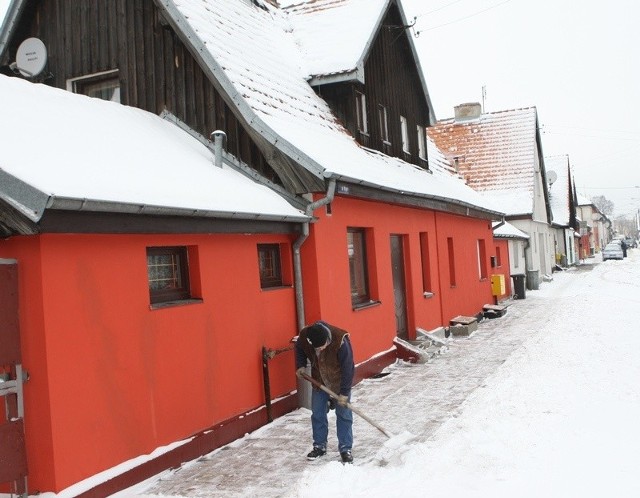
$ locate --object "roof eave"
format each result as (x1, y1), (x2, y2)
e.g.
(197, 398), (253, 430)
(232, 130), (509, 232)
(327, 173), (503, 221)
(46, 196), (310, 224)
(0, 0), (27, 65)
(308, 66), (364, 87)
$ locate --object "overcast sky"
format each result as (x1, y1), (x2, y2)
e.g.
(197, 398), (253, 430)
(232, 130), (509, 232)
(401, 0), (640, 218)
(2, 0), (639, 217)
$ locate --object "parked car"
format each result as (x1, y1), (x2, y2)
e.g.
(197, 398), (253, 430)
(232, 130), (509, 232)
(625, 237), (637, 248)
(602, 242), (624, 260)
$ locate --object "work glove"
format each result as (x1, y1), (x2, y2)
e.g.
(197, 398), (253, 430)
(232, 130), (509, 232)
(296, 367), (306, 378)
(336, 395), (349, 407)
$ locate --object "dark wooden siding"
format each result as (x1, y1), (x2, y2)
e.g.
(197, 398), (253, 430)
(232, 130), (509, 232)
(6, 0), (279, 185)
(316, 4), (431, 169)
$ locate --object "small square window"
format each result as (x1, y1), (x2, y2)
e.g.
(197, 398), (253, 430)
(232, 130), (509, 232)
(147, 246), (191, 304)
(258, 244), (283, 288)
(70, 70), (120, 102)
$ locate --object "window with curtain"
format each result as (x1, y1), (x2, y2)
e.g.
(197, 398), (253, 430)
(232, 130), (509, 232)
(71, 70), (121, 102)
(258, 244), (283, 288)
(147, 246), (191, 304)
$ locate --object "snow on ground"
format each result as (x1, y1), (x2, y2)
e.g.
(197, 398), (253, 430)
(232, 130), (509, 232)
(292, 253), (640, 498)
(77, 249), (640, 498)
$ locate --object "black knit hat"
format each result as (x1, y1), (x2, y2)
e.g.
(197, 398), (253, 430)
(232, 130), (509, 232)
(306, 323), (329, 348)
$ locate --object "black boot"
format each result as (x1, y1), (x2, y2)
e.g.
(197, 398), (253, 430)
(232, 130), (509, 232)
(307, 447), (326, 460)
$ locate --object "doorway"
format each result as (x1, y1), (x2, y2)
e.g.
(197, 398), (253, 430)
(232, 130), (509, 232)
(390, 235), (408, 339)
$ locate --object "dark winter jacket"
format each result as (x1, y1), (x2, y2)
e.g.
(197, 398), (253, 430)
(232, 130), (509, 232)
(295, 321), (354, 396)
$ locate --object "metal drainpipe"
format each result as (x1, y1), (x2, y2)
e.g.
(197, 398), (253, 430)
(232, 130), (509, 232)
(493, 216), (506, 231)
(293, 179), (336, 331)
(210, 130), (226, 168)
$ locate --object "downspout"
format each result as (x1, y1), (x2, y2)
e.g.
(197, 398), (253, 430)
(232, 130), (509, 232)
(293, 179), (336, 331)
(492, 216), (506, 231)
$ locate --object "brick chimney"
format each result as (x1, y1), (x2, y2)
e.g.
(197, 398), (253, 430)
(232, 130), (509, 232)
(454, 102), (482, 122)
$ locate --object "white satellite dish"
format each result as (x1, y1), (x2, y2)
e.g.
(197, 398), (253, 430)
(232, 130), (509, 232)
(547, 170), (558, 186)
(15, 37), (48, 78)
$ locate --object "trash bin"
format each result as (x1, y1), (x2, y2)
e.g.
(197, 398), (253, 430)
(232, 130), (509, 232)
(512, 274), (526, 299)
(526, 269), (540, 290)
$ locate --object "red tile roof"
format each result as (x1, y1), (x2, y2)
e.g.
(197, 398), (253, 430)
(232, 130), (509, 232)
(427, 107), (540, 214)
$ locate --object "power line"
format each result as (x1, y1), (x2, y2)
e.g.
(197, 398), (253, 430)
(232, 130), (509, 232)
(415, 0), (515, 34)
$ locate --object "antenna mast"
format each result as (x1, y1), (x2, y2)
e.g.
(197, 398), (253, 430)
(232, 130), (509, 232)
(481, 85), (487, 112)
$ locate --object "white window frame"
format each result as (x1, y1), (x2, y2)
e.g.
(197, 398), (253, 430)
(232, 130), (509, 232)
(400, 116), (409, 153)
(417, 125), (426, 160)
(67, 69), (121, 103)
(378, 104), (390, 144)
(356, 91), (368, 134)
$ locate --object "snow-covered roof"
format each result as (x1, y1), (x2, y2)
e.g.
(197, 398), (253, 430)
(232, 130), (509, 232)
(546, 155), (571, 227)
(161, 0), (498, 217)
(283, 0), (388, 81)
(0, 75), (308, 224)
(493, 221), (529, 239)
(428, 107), (540, 216)
(577, 192), (593, 206)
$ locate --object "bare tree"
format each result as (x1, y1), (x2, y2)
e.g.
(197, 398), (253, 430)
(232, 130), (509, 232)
(591, 195), (614, 216)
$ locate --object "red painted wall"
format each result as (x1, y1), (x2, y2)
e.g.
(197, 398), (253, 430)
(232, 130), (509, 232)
(300, 196), (495, 362)
(433, 212), (495, 322)
(0, 200), (499, 492)
(0, 232), (298, 492)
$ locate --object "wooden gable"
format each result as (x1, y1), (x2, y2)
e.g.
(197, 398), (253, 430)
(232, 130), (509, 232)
(0, 0), (322, 194)
(313, 3), (433, 168)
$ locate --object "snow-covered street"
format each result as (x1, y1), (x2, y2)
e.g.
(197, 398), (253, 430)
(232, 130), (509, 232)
(116, 250), (640, 498)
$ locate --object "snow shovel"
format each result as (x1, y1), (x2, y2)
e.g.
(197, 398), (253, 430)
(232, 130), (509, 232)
(299, 371), (392, 439)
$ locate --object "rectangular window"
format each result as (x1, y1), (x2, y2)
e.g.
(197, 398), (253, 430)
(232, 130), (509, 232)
(417, 125), (426, 160)
(69, 70), (121, 102)
(447, 237), (456, 287)
(347, 228), (370, 305)
(378, 104), (390, 144)
(400, 116), (409, 153)
(419, 232), (432, 294)
(495, 246), (502, 267)
(147, 246), (191, 304)
(355, 91), (368, 134)
(477, 239), (488, 279)
(258, 244), (283, 288)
